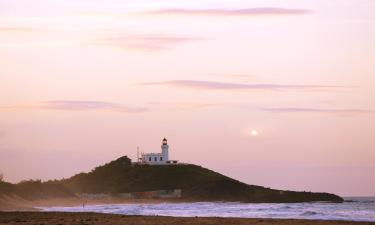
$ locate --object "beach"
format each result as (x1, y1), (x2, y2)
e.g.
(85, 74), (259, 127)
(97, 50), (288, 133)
(1, 197), (375, 222)
(1, 212), (374, 225)
(0, 197), (174, 212)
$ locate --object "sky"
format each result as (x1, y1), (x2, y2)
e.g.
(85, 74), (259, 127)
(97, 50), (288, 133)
(0, 0), (374, 197)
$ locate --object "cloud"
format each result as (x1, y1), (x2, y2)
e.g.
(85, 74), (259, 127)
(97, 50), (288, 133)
(44, 100), (116, 111)
(44, 101), (149, 113)
(0, 27), (36, 32)
(142, 80), (341, 91)
(93, 34), (205, 51)
(259, 107), (375, 116)
(0, 27), (30, 32)
(0, 100), (149, 113)
(225, 74), (254, 79)
(149, 101), (223, 111)
(0, 26), (47, 33)
(143, 8), (312, 17)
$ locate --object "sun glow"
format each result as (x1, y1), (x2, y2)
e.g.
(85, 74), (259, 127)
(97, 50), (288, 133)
(251, 129), (258, 136)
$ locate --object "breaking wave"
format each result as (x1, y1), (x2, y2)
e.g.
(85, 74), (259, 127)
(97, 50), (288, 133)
(300, 211), (320, 216)
(39, 197), (375, 222)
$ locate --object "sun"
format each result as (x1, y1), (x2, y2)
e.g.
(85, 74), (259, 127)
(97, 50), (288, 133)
(251, 129), (259, 136)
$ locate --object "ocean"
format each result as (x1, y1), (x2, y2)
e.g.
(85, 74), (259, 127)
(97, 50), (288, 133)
(39, 197), (375, 222)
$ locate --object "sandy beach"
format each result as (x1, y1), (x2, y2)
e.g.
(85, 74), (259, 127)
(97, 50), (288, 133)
(0, 212), (374, 225)
(0, 196), (178, 212)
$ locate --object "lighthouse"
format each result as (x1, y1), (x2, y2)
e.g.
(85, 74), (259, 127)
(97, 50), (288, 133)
(139, 138), (178, 165)
(161, 138), (169, 162)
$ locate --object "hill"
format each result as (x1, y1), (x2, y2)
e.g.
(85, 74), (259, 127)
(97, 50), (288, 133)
(60, 156), (343, 203)
(0, 156), (343, 203)
(0, 180), (73, 201)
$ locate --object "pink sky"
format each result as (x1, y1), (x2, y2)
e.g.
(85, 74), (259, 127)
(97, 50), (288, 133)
(0, 0), (374, 197)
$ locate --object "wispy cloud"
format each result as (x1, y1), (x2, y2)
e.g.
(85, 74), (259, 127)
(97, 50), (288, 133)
(259, 107), (375, 116)
(142, 80), (342, 91)
(222, 74), (256, 82)
(0, 100), (149, 113)
(225, 74), (254, 79)
(45, 100), (149, 113)
(93, 34), (205, 51)
(0, 26), (47, 33)
(143, 8), (312, 17)
(0, 24), (204, 50)
(149, 101), (223, 111)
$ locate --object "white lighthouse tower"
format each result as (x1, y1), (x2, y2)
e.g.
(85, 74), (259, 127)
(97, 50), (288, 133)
(139, 138), (177, 165)
(161, 137), (169, 162)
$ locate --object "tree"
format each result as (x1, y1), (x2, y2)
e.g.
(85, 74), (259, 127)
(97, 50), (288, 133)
(0, 173), (3, 182)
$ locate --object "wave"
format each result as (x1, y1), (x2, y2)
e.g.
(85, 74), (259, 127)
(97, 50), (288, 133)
(40, 199), (375, 222)
(300, 211), (321, 216)
(344, 197), (375, 204)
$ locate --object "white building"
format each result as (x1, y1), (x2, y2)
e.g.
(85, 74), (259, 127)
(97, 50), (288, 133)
(139, 138), (178, 165)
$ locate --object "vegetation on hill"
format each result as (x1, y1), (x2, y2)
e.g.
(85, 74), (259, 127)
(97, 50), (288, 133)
(0, 180), (74, 200)
(62, 156), (343, 203)
(0, 156), (343, 203)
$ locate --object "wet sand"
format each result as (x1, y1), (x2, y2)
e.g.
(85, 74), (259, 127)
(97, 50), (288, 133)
(0, 212), (374, 225)
(0, 196), (179, 211)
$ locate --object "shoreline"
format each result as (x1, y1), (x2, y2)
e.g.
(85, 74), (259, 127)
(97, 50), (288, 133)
(0, 196), (185, 211)
(0, 196), (348, 212)
(1, 197), (374, 224)
(0, 212), (374, 225)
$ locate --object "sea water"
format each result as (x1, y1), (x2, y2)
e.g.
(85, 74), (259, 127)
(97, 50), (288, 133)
(40, 197), (375, 222)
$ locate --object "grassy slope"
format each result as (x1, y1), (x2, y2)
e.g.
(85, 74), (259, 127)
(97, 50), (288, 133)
(0, 156), (343, 203)
(61, 156), (343, 203)
(0, 180), (73, 200)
